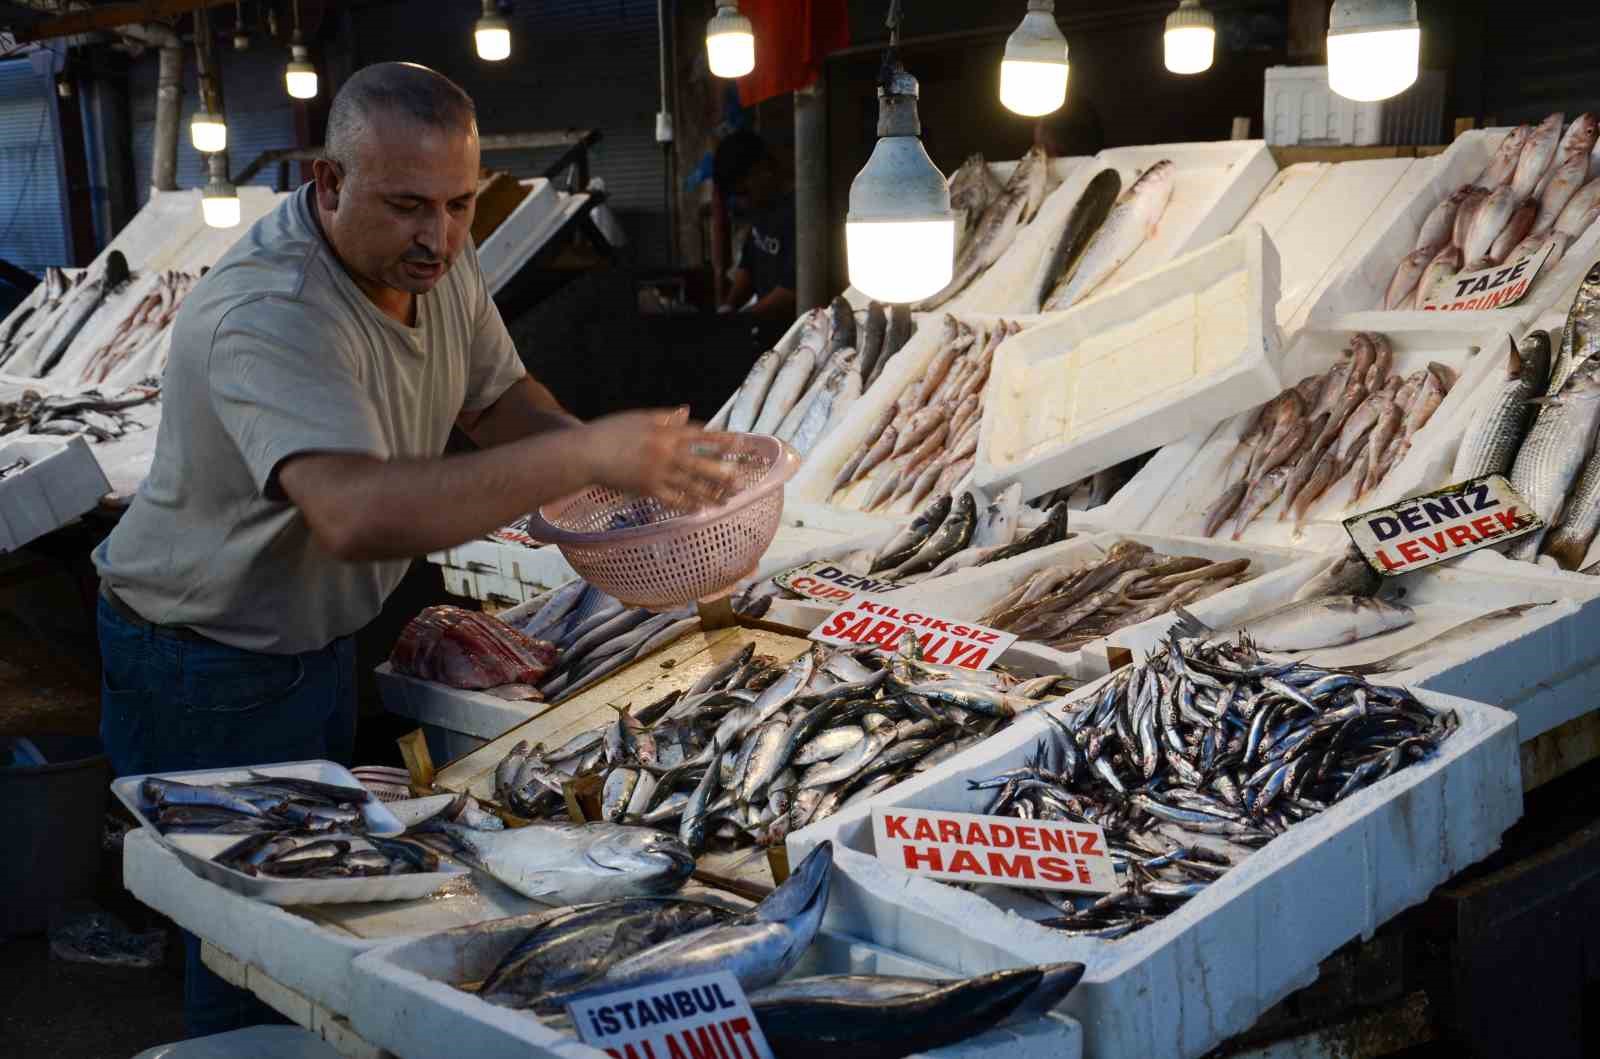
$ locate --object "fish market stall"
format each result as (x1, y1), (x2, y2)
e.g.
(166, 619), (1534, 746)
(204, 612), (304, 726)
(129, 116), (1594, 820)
(789, 651), (1521, 1059)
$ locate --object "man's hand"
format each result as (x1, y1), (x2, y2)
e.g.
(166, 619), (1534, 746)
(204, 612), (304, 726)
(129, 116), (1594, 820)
(583, 409), (741, 511)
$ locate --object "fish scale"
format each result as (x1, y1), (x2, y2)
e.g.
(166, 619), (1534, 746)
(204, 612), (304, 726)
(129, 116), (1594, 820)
(1507, 362), (1600, 559)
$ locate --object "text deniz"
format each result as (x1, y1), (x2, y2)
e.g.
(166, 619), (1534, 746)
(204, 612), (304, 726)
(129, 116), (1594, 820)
(774, 561), (903, 604)
(568, 971), (774, 1059)
(1344, 474), (1542, 576)
(872, 807), (1118, 894)
(810, 593), (1018, 671)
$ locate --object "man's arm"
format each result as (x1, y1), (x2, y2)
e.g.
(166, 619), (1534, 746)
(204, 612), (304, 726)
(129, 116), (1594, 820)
(457, 376), (579, 449)
(277, 411), (738, 562)
(750, 286), (796, 320)
(721, 268), (754, 313)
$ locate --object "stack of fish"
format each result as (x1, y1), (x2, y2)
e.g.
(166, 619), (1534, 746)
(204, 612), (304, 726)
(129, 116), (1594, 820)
(77, 271), (196, 385)
(1039, 160), (1176, 312)
(136, 773), (438, 879)
(1202, 332), (1455, 538)
(979, 540), (1259, 652)
(1385, 113), (1600, 309)
(0, 268), (89, 373)
(0, 384), (159, 442)
(0, 456), (28, 481)
(734, 488), (1071, 618)
(1453, 276), (1600, 568)
(914, 147), (1054, 311)
(969, 634), (1458, 939)
(709, 296), (913, 457)
(484, 637), (1076, 854)
(463, 843), (1087, 1059)
(831, 316), (1015, 513)
(511, 580), (701, 703)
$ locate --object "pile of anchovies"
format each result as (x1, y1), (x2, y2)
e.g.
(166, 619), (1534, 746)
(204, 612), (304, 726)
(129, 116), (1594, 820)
(969, 634), (1457, 939)
(0, 384), (160, 442)
(490, 636), (1076, 853)
(140, 774), (436, 879)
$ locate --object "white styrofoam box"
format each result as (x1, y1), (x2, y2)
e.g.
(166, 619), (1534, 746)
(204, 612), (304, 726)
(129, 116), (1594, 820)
(96, 186), (284, 275)
(1111, 324), (1504, 553)
(123, 825), (559, 1018)
(111, 761), (472, 906)
(441, 565), (479, 601)
(1263, 67), (1445, 147)
(498, 542), (578, 590)
(974, 225), (1283, 500)
(0, 435), (110, 551)
(786, 312), (1044, 530)
(1239, 157), (1435, 333)
(1305, 126), (1600, 334)
(789, 688), (1521, 1059)
(377, 663), (551, 742)
(1082, 140), (1278, 307)
(349, 914), (1084, 1059)
(478, 179), (559, 290)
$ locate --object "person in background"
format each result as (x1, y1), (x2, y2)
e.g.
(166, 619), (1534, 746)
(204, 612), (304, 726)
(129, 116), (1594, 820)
(713, 130), (797, 321)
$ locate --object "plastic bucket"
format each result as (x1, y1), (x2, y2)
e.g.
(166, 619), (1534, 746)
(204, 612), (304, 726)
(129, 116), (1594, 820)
(1, 735), (110, 937)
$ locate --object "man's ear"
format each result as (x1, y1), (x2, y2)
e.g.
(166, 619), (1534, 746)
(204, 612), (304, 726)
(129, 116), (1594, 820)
(312, 157), (343, 212)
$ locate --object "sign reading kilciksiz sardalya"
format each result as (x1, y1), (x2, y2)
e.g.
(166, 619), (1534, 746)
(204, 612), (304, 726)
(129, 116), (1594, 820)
(808, 593), (1018, 670)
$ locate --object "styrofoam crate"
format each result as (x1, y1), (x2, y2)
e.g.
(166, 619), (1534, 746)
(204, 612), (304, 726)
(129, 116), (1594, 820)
(348, 913), (1084, 1059)
(376, 663), (552, 742)
(1107, 323), (1507, 553)
(441, 565), (479, 601)
(788, 688), (1521, 1059)
(0, 435), (110, 551)
(1263, 66), (1444, 147)
(1238, 157), (1435, 333)
(1304, 126), (1599, 333)
(973, 224), (1284, 500)
(478, 178), (561, 293)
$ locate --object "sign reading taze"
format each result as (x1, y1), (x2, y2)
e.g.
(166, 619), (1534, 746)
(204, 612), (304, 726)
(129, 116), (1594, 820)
(1344, 474), (1542, 576)
(809, 593), (1017, 671)
(872, 806), (1117, 894)
(1418, 243), (1553, 312)
(568, 970), (774, 1059)
(773, 561), (904, 604)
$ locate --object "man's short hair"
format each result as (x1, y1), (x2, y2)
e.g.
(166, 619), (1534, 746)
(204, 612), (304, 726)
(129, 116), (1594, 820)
(713, 130), (769, 194)
(325, 63), (477, 174)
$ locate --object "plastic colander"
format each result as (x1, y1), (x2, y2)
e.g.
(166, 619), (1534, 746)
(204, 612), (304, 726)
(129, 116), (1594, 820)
(525, 433), (802, 609)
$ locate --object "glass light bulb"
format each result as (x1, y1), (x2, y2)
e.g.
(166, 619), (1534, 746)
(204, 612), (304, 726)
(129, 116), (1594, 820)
(202, 192), (241, 229)
(191, 116), (227, 154)
(285, 65), (318, 100)
(1165, 26), (1215, 74)
(999, 59), (1069, 118)
(706, 30), (755, 79)
(846, 218), (956, 304)
(476, 25), (511, 61)
(1327, 27), (1419, 101)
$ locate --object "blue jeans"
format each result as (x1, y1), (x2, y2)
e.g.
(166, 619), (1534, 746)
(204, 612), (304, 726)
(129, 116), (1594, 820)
(98, 594), (357, 1038)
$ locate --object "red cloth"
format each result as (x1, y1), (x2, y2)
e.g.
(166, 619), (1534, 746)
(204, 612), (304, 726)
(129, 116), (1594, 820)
(736, 0), (850, 108)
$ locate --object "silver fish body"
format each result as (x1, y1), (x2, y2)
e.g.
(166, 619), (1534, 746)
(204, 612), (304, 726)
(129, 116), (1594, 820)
(1452, 332), (1551, 480)
(1512, 113), (1565, 200)
(1507, 364), (1600, 559)
(1030, 167), (1122, 311)
(728, 349), (782, 433)
(752, 346), (816, 435)
(1179, 595), (1414, 652)
(428, 820), (694, 903)
(1045, 160), (1174, 311)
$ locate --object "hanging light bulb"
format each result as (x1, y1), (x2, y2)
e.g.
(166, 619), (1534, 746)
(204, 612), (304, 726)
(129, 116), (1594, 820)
(1327, 0), (1419, 102)
(706, 3), (755, 79)
(283, 1), (317, 98)
(202, 157), (240, 229)
(475, 0), (511, 62)
(191, 110), (227, 154)
(233, 0), (250, 50)
(1164, 1), (1215, 75)
(847, 66), (955, 304)
(1000, 0), (1069, 118)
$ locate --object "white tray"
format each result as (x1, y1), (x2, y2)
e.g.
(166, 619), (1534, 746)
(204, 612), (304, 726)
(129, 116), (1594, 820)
(1106, 322), (1508, 553)
(111, 760), (466, 906)
(0, 434), (110, 551)
(789, 687), (1521, 1059)
(973, 224), (1283, 500)
(1305, 127), (1599, 334)
(347, 913), (1084, 1059)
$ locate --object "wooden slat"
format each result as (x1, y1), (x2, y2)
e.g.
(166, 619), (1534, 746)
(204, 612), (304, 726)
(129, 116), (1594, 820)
(1519, 709), (1600, 792)
(14, 0), (239, 42)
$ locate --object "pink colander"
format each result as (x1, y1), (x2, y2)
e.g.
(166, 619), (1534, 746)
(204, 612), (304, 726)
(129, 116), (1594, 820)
(525, 433), (801, 609)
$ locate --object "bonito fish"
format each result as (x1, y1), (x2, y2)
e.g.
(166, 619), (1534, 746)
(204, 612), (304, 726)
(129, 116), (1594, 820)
(1030, 167), (1122, 312)
(1507, 361), (1600, 560)
(421, 817), (695, 903)
(1044, 160), (1174, 311)
(1451, 332), (1551, 480)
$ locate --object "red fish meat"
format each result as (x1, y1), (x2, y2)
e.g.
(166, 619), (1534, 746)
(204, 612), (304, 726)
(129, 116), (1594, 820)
(390, 606), (558, 690)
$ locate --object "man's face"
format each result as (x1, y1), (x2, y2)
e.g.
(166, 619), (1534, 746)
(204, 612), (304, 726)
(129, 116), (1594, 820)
(314, 116), (479, 298)
(729, 156), (779, 215)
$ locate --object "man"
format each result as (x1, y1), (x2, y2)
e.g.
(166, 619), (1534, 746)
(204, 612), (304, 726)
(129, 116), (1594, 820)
(713, 130), (796, 321)
(93, 62), (733, 1037)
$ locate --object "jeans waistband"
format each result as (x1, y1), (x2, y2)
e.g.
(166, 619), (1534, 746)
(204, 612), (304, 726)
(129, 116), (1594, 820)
(99, 583), (210, 643)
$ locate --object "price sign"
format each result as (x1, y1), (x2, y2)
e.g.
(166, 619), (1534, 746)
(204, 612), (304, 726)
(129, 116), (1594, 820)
(1418, 243), (1554, 312)
(1343, 474), (1542, 576)
(568, 970), (774, 1059)
(808, 593), (1017, 671)
(872, 807), (1117, 894)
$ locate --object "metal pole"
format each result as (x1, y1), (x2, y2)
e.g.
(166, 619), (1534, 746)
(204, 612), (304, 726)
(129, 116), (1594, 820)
(793, 78), (828, 313)
(152, 44), (182, 191)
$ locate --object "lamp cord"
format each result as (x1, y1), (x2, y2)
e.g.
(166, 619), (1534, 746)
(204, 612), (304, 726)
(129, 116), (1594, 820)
(878, 0), (904, 91)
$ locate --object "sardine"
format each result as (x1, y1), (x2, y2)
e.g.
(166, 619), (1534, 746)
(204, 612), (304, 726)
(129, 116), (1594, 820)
(727, 349), (782, 433)
(1452, 332), (1551, 480)
(1045, 160), (1175, 310)
(752, 346), (815, 434)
